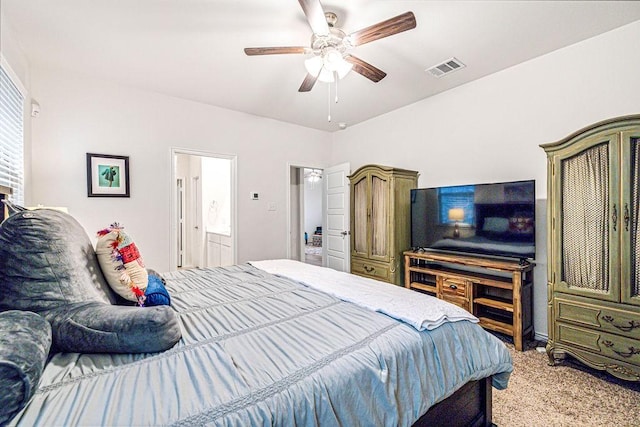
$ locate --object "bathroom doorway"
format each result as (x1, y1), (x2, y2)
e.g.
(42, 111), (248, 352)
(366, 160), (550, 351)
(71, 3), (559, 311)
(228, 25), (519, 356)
(170, 149), (237, 271)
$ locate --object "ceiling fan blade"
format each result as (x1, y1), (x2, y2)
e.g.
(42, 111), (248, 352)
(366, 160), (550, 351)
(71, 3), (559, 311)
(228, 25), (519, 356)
(298, 73), (318, 92)
(298, 0), (329, 36)
(244, 47), (308, 56)
(348, 11), (416, 47)
(344, 55), (387, 82)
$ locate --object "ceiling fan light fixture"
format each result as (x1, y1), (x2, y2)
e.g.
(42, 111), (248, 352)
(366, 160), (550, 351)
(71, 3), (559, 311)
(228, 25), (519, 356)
(305, 168), (323, 184)
(245, 4), (417, 94)
(304, 51), (353, 83)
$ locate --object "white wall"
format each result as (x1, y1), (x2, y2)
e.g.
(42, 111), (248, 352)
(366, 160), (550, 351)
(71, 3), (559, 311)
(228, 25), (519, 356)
(28, 68), (332, 271)
(0, 12), (29, 90)
(331, 21), (640, 339)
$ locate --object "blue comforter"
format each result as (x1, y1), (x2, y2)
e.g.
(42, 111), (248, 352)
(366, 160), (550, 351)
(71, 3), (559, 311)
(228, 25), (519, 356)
(11, 264), (512, 426)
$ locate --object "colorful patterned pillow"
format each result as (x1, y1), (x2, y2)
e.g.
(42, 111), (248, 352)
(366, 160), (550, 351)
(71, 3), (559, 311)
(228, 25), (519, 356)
(96, 223), (148, 304)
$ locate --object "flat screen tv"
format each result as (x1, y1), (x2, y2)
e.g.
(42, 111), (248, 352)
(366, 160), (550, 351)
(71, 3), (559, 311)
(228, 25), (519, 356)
(410, 180), (535, 260)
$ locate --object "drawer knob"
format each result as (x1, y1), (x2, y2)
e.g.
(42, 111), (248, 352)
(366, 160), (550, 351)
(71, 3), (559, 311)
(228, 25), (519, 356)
(601, 340), (640, 358)
(364, 265), (375, 273)
(449, 284), (458, 290)
(601, 315), (640, 332)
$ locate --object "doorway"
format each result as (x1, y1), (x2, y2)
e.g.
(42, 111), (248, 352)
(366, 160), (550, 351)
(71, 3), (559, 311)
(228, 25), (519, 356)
(288, 166), (323, 266)
(287, 162), (350, 271)
(170, 149), (237, 271)
(303, 168), (323, 266)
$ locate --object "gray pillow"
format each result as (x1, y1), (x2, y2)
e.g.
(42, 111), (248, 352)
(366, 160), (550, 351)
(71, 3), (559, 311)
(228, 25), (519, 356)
(0, 310), (52, 425)
(0, 208), (117, 312)
(0, 208), (181, 354)
(47, 301), (182, 354)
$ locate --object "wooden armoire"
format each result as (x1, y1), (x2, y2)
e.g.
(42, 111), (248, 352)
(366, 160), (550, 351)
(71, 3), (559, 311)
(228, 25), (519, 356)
(349, 165), (418, 286)
(541, 115), (640, 381)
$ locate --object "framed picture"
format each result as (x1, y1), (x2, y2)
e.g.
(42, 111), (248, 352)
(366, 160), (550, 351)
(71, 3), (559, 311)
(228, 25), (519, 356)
(86, 153), (130, 197)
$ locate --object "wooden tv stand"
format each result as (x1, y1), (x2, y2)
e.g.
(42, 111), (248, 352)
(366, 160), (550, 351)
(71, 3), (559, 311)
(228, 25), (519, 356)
(404, 250), (534, 351)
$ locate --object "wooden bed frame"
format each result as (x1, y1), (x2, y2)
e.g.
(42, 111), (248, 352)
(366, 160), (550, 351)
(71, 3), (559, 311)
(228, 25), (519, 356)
(413, 376), (492, 427)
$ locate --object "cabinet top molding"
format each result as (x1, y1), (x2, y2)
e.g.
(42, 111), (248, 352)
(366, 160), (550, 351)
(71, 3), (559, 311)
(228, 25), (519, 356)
(541, 114), (640, 153)
(349, 164), (419, 179)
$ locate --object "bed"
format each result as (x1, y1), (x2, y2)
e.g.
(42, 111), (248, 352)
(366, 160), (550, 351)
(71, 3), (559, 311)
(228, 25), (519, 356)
(0, 209), (512, 427)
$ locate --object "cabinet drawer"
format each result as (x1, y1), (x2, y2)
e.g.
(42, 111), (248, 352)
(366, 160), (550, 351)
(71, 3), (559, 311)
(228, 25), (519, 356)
(555, 297), (640, 340)
(556, 322), (640, 366)
(351, 259), (390, 282)
(441, 277), (468, 299)
(440, 277), (470, 311)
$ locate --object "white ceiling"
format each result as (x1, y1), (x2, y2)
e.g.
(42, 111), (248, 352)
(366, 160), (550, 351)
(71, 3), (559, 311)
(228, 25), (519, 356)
(4, 1), (640, 132)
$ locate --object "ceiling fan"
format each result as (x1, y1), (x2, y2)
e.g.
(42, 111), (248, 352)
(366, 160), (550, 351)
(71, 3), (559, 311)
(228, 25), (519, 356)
(244, 0), (417, 92)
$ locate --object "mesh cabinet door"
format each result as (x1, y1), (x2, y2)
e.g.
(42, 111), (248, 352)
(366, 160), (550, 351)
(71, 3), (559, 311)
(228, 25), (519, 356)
(623, 135), (640, 305)
(559, 141), (618, 301)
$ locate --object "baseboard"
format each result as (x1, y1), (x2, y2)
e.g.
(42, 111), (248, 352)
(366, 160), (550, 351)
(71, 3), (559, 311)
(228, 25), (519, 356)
(534, 331), (548, 343)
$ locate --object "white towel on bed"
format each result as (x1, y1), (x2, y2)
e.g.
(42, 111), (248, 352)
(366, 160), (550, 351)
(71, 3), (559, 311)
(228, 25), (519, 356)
(250, 259), (478, 331)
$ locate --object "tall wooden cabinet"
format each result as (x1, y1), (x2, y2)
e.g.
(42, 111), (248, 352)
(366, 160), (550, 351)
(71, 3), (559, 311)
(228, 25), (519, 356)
(349, 165), (418, 286)
(542, 115), (640, 381)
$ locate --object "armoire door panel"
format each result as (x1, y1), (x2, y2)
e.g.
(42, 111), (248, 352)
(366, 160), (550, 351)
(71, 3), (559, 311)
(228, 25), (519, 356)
(352, 176), (368, 256)
(555, 138), (620, 302)
(622, 132), (640, 306)
(370, 174), (389, 261)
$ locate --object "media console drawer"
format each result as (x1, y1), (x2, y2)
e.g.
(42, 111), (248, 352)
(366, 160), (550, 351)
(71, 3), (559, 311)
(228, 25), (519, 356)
(440, 277), (470, 311)
(441, 277), (468, 298)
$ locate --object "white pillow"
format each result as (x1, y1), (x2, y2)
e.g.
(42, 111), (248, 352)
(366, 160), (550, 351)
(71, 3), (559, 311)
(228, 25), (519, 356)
(482, 217), (510, 233)
(96, 224), (148, 302)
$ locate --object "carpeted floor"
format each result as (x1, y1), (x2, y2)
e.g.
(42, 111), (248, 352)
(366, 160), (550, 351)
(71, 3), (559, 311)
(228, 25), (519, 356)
(493, 338), (640, 426)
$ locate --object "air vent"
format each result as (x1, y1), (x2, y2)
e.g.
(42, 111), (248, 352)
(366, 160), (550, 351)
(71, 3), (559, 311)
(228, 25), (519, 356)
(426, 57), (466, 78)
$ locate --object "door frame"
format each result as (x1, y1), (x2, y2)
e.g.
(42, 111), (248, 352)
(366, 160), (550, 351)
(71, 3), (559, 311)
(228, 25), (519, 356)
(170, 147), (238, 271)
(176, 176), (186, 268)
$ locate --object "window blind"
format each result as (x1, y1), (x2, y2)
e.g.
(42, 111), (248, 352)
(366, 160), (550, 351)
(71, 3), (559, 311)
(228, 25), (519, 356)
(0, 65), (24, 205)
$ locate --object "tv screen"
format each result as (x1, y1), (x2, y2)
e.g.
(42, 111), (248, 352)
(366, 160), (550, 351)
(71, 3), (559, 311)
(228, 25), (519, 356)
(410, 180), (535, 260)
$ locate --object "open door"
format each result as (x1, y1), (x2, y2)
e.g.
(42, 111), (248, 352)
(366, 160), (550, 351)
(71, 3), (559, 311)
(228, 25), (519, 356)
(323, 163), (351, 272)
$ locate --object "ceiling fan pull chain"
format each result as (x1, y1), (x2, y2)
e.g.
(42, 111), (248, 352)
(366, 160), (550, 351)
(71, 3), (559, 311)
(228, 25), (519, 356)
(327, 82), (331, 122)
(334, 71), (339, 103)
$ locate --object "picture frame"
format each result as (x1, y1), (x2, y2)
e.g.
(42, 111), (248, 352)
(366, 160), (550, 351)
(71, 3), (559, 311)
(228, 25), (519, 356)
(86, 153), (130, 197)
